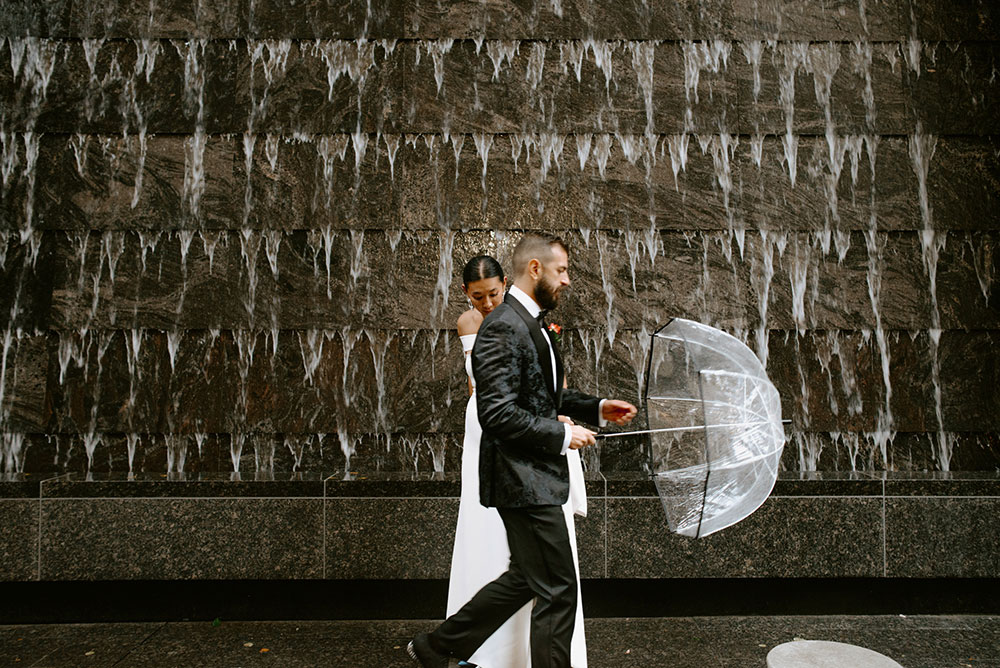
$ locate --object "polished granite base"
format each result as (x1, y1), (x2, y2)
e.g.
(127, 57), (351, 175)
(1, 471), (999, 582)
(0, 615), (996, 668)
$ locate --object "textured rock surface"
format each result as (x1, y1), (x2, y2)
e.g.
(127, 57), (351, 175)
(0, 0), (998, 477)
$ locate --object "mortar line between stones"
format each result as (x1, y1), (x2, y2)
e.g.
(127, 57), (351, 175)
(882, 478), (888, 578)
(604, 492), (609, 579)
(36, 495), (42, 582)
(322, 479), (327, 579)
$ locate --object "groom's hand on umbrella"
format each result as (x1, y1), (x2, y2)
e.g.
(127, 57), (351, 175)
(568, 425), (596, 449)
(602, 400), (638, 426)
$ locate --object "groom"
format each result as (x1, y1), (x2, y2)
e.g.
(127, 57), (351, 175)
(409, 235), (637, 668)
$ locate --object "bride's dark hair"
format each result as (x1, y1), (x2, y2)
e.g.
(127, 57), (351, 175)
(462, 255), (505, 286)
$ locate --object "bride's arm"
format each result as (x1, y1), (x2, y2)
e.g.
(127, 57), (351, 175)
(457, 309), (483, 396)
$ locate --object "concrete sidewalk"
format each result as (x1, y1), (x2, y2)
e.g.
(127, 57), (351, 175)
(1, 615), (996, 667)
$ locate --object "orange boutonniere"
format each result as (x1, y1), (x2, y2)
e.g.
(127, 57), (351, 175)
(547, 322), (562, 344)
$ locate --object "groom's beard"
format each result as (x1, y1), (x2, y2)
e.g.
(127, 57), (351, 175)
(534, 274), (563, 311)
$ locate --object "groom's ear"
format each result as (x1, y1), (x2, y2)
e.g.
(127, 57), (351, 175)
(527, 258), (542, 279)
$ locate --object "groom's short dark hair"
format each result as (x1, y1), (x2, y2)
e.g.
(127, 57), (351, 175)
(512, 235), (569, 277)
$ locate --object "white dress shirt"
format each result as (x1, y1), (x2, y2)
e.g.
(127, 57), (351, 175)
(507, 285), (606, 454)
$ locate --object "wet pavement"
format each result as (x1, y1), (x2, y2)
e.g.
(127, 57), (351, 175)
(1, 615), (997, 667)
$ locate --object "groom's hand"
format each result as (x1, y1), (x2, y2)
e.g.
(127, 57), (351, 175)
(568, 425), (596, 449)
(602, 400), (637, 426)
(557, 415), (575, 425)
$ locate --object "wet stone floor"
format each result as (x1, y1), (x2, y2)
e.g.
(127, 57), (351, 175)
(0, 615), (997, 667)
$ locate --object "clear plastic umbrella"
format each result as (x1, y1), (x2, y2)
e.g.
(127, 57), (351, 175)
(600, 318), (786, 538)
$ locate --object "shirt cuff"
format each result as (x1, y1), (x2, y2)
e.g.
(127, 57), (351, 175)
(598, 399), (608, 427)
(561, 422), (572, 455)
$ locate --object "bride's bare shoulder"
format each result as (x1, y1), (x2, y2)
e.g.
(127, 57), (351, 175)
(457, 308), (484, 335)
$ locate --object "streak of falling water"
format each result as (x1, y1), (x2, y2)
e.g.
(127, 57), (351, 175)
(432, 229), (456, 321)
(788, 234), (811, 335)
(422, 39), (455, 95)
(681, 40), (731, 131)
(239, 229), (262, 327)
(449, 133), (464, 182)
(473, 132), (493, 198)
(315, 135), (348, 211)
(741, 41), (764, 104)
(253, 434), (275, 474)
(166, 434), (188, 474)
(861, 134), (893, 466)
(627, 41), (656, 135)
(908, 124), (951, 469)
(666, 134), (689, 189)
(595, 234), (619, 346)
(340, 327), (362, 407)
(174, 39), (208, 222)
(778, 43), (809, 187)
(298, 328), (326, 386)
(486, 40), (519, 81)
(231, 432), (245, 474)
(365, 329), (395, 434)
(126, 433), (139, 474)
(234, 330), (257, 435)
(750, 230), (784, 367)
(384, 133), (400, 180)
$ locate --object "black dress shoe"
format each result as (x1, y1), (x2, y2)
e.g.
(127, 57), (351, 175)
(407, 632), (449, 668)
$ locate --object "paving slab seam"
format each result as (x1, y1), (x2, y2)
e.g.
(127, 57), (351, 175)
(109, 621), (169, 668)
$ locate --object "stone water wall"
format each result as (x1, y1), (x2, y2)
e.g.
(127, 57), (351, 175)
(1, 0), (998, 477)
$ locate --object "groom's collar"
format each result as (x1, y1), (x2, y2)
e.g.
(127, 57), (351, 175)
(508, 285), (542, 318)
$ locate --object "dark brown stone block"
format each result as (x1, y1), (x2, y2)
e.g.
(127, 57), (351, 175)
(886, 496), (1000, 576)
(40, 496), (324, 579)
(4, 39), (243, 134)
(407, 0), (744, 40)
(0, 234), (57, 331)
(0, 333), (50, 433)
(0, 498), (38, 581)
(388, 41), (735, 135)
(606, 495), (884, 577)
(729, 0), (906, 41)
(905, 41), (1000, 136)
(926, 137), (1000, 232)
(68, 0), (243, 39)
(237, 133), (403, 229)
(0, 1), (70, 38)
(32, 134), (240, 231)
(237, 40), (399, 134)
(325, 497), (457, 578)
(246, 0), (403, 39)
(575, 493), (606, 579)
(736, 41), (909, 136)
(906, 0), (1000, 41)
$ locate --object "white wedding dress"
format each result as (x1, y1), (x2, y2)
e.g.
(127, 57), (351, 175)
(447, 333), (588, 668)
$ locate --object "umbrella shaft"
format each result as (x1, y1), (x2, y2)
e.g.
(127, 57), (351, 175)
(596, 420), (790, 440)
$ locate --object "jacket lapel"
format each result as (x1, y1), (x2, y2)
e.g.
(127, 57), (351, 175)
(505, 293), (558, 399)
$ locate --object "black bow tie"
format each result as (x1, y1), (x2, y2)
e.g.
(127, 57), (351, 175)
(536, 312), (547, 328)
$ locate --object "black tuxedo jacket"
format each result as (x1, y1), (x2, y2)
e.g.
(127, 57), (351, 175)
(471, 294), (601, 508)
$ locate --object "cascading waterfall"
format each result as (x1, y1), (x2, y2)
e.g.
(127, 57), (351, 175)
(0, 3), (994, 476)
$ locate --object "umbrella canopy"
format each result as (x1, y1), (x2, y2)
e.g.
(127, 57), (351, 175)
(643, 318), (785, 538)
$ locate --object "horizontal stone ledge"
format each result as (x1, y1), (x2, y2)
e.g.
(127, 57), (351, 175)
(5, 2), (993, 45)
(4, 470), (999, 500)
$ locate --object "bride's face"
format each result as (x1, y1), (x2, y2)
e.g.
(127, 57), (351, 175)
(463, 276), (506, 317)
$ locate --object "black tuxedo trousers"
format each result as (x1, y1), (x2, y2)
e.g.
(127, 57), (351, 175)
(430, 296), (599, 667)
(430, 504), (577, 667)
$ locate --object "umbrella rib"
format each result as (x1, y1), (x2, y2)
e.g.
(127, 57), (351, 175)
(647, 396), (775, 424)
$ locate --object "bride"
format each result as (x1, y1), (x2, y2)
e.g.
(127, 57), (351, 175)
(447, 255), (588, 668)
